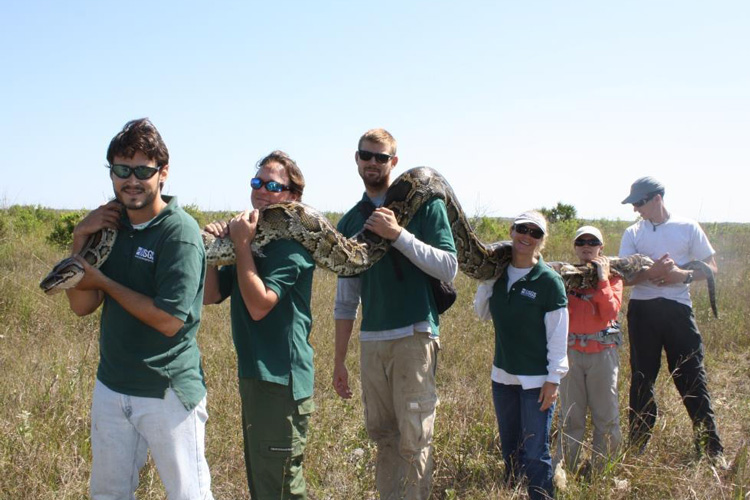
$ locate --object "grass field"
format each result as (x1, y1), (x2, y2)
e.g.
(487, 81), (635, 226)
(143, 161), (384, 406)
(1, 206), (748, 499)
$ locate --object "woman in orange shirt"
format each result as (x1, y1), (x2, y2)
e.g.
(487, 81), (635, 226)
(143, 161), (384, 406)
(556, 226), (623, 475)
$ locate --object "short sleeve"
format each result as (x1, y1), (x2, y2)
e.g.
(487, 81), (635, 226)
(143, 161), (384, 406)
(153, 240), (204, 321)
(690, 222), (715, 262)
(545, 273), (568, 313)
(619, 228), (637, 258)
(419, 198), (457, 253)
(261, 240), (315, 300)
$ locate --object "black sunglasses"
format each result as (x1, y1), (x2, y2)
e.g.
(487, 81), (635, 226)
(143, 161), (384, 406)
(108, 164), (162, 180)
(575, 238), (602, 247)
(358, 149), (393, 164)
(513, 224), (544, 239)
(251, 177), (291, 193)
(633, 192), (658, 208)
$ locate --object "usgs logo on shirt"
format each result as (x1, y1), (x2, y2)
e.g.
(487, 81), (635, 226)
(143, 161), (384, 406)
(135, 246), (155, 263)
(520, 288), (537, 300)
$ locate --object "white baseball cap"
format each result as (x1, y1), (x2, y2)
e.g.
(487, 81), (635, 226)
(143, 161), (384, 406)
(513, 211), (547, 235)
(573, 225), (604, 244)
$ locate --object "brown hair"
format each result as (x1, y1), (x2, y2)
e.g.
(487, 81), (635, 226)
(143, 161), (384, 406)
(358, 128), (397, 155)
(106, 118), (169, 167)
(257, 150), (305, 197)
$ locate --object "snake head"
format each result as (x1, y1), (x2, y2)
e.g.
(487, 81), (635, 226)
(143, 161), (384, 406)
(39, 256), (85, 295)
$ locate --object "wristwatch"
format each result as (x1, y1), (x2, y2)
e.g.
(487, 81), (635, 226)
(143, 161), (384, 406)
(683, 271), (694, 284)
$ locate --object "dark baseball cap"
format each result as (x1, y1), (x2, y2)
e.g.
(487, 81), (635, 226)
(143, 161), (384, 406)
(622, 176), (665, 204)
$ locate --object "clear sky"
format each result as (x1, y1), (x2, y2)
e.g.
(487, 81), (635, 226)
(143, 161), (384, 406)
(2, 1), (748, 222)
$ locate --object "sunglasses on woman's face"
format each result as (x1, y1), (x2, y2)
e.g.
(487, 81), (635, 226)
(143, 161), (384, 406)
(575, 238), (602, 247)
(357, 149), (393, 164)
(513, 224), (544, 239)
(108, 164), (162, 180)
(250, 177), (291, 193)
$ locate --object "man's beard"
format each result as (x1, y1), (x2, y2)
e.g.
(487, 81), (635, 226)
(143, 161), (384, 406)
(115, 187), (157, 210)
(363, 176), (388, 190)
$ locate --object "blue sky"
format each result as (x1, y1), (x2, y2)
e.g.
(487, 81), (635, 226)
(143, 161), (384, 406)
(2, 1), (748, 222)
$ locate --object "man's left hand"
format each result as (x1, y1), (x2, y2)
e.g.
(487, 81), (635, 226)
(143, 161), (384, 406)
(364, 207), (402, 241)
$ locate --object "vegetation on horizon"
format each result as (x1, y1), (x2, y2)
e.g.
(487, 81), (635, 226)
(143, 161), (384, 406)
(1, 204), (748, 499)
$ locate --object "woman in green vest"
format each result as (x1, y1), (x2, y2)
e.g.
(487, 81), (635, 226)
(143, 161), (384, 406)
(474, 210), (568, 500)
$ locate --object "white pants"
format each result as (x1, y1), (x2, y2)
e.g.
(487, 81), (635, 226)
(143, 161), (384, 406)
(90, 380), (214, 500)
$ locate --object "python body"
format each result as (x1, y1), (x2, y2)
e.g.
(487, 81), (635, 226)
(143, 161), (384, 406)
(40, 167), (715, 317)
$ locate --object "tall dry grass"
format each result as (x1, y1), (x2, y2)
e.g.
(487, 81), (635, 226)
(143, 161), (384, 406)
(0, 207), (748, 499)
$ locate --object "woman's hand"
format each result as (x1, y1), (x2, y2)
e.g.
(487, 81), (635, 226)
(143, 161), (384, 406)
(538, 381), (559, 411)
(592, 256), (610, 282)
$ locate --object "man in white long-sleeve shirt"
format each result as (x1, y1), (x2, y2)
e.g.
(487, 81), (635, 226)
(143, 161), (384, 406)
(332, 128), (458, 500)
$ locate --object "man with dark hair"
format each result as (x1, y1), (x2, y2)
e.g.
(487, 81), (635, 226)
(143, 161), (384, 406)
(65, 118), (214, 499)
(619, 176), (725, 467)
(332, 128), (457, 499)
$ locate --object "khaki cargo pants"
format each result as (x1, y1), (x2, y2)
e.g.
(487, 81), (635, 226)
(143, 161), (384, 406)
(360, 332), (439, 500)
(556, 347), (622, 471)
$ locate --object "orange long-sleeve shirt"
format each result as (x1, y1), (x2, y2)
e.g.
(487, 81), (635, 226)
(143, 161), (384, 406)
(567, 275), (623, 354)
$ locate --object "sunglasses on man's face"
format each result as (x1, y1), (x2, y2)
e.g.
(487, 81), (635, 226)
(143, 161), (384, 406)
(251, 177), (291, 193)
(513, 224), (545, 239)
(108, 164), (162, 180)
(575, 238), (602, 247)
(632, 193), (657, 208)
(358, 150), (393, 164)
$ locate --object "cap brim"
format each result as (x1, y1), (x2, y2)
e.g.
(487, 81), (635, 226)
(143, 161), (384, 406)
(514, 218), (546, 234)
(621, 194), (640, 204)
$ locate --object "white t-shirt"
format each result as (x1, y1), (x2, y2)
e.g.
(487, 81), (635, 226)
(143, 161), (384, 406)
(619, 215), (714, 307)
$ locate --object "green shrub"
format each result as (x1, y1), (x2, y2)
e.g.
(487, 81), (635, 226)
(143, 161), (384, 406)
(46, 212), (85, 249)
(182, 204), (207, 228)
(6, 205), (56, 235)
(539, 201), (578, 223)
(471, 216), (509, 242)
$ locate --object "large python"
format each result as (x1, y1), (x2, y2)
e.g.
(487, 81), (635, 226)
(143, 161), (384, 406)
(40, 167), (717, 317)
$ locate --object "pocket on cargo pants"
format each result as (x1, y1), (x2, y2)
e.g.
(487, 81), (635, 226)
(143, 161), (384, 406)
(400, 393), (438, 453)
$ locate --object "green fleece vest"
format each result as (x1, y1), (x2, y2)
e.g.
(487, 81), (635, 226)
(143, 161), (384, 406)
(489, 257), (567, 375)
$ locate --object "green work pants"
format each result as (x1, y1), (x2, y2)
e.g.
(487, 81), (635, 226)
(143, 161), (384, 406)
(239, 378), (314, 499)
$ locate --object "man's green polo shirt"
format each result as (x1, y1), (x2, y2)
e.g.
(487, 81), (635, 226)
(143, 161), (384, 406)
(98, 196), (207, 410)
(337, 195), (456, 335)
(489, 257), (567, 375)
(218, 238), (315, 402)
